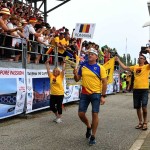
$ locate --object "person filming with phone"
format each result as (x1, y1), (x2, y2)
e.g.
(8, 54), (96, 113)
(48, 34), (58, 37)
(115, 48), (150, 131)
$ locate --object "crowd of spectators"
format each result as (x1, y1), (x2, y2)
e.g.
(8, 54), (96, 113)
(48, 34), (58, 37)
(0, 0), (118, 65)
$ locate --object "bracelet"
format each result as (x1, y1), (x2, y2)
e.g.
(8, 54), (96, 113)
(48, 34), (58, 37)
(101, 94), (107, 98)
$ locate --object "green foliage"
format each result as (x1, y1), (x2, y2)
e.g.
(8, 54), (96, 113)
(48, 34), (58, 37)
(101, 45), (136, 66)
(119, 53), (135, 66)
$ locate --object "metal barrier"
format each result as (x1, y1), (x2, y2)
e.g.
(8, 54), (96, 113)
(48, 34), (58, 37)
(0, 34), (57, 67)
(0, 33), (76, 70)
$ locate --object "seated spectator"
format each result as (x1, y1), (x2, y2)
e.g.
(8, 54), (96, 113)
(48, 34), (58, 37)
(23, 16), (46, 63)
(0, 8), (22, 33)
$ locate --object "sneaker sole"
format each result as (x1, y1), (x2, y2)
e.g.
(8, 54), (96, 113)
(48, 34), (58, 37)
(89, 142), (96, 146)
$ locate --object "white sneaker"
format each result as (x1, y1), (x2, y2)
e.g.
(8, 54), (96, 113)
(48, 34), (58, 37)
(56, 118), (62, 123)
(53, 118), (57, 122)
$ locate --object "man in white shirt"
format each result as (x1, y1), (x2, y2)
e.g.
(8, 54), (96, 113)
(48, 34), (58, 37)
(24, 17), (46, 63)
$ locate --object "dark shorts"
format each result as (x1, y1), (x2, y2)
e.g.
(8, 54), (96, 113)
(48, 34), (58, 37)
(133, 89), (148, 109)
(58, 52), (67, 63)
(79, 93), (101, 113)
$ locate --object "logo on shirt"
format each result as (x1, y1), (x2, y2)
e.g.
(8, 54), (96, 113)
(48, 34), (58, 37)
(52, 78), (56, 84)
(94, 67), (97, 70)
(136, 68), (142, 74)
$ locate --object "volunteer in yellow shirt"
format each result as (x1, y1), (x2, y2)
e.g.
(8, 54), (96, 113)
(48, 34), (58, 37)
(45, 59), (65, 123)
(115, 52), (150, 131)
(54, 32), (69, 64)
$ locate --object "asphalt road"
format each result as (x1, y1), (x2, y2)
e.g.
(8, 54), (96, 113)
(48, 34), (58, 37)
(0, 93), (149, 150)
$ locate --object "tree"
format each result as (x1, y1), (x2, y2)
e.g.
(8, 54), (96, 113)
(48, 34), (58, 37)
(127, 54), (132, 66)
(134, 58), (136, 65)
(120, 54), (126, 65)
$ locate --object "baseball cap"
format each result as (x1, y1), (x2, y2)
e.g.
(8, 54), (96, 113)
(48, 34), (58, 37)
(88, 48), (98, 56)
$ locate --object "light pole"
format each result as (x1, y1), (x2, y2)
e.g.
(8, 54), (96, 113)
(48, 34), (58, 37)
(148, 1), (150, 63)
(142, 1), (150, 62)
(147, 1), (150, 43)
(147, 0), (150, 15)
(125, 38), (127, 66)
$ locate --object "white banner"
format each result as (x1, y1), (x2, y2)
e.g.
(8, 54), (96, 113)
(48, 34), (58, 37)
(26, 69), (50, 113)
(106, 72), (120, 94)
(26, 69), (80, 113)
(63, 78), (80, 104)
(74, 23), (96, 39)
(0, 68), (26, 119)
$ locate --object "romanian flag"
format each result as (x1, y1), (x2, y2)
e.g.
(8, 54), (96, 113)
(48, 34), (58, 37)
(79, 24), (90, 33)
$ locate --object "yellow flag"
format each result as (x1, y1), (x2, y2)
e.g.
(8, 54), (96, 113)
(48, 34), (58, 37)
(65, 56), (70, 60)
(75, 54), (80, 68)
(103, 57), (115, 84)
(75, 54), (80, 62)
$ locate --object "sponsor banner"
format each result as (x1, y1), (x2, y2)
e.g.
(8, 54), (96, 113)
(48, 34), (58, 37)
(26, 70), (50, 114)
(0, 68), (26, 119)
(113, 72), (120, 93)
(106, 72), (120, 94)
(63, 78), (80, 104)
(65, 61), (81, 85)
(74, 23), (96, 39)
(26, 69), (80, 113)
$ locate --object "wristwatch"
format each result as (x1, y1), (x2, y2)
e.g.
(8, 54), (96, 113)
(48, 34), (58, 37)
(101, 94), (107, 98)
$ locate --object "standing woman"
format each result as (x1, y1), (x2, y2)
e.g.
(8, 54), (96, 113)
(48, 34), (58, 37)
(45, 59), (65, 123)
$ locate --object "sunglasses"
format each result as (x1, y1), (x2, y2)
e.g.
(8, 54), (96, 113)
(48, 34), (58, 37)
(138, 57), (145, 60)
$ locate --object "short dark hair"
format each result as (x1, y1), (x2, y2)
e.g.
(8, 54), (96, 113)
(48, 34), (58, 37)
(140, 54), (146, 60)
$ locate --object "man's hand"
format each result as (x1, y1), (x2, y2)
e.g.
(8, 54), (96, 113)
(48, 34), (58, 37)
(17, 27), (23, 32)
(115, 56), (119, 62)
(100, 97), (105, 105)
(146, 47), (150, 53)
(73, 68), (78, 75)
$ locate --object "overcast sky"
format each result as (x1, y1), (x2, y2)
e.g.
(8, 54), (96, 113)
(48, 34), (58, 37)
(45, 0), (150, 60)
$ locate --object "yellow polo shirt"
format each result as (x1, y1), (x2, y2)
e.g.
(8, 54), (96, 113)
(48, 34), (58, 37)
(54, 37), (66, 54)
(78, 62), (107, 94)
(49, 72), (64, 95)
(130, 64), (150, 89)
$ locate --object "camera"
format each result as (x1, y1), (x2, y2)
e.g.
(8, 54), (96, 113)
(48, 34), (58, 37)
(140, 44), (150, 54)
(110, 49), (118, 57)
(140, 46), (148, 54)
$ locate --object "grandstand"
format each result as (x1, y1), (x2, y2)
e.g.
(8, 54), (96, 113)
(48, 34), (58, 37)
(0, 0), (115, 68)
(19, 0), (71, 22)
(0, 0), (120, 120)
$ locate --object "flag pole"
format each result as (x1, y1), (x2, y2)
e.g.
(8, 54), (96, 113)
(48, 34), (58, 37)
(75, 38), (83, 69)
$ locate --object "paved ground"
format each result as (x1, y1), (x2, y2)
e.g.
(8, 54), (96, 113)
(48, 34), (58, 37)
(0, 93), (150, 150)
